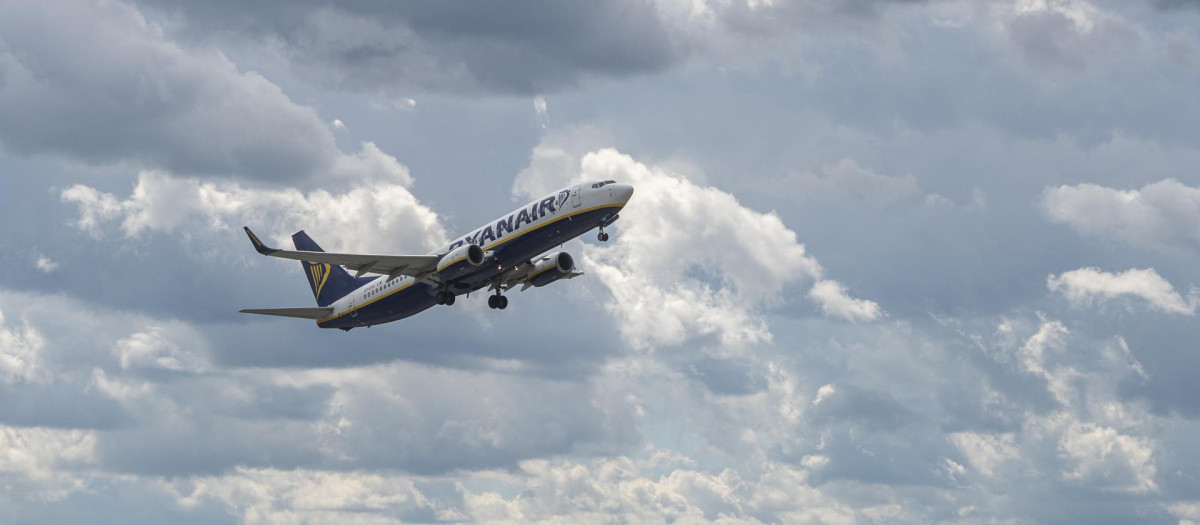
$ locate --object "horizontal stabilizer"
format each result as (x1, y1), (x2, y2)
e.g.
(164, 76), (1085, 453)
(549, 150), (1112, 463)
(239, 307), (334, 319)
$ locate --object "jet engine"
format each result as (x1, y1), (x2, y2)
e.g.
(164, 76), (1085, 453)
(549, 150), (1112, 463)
(526, 251), (575, 288)
(437, 244), (486, 279)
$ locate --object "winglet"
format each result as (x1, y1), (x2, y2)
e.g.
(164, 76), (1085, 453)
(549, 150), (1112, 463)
(244, 226), (276, 255)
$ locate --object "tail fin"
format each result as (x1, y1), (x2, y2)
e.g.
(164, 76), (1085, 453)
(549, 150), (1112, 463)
(292, 231), (372, 307)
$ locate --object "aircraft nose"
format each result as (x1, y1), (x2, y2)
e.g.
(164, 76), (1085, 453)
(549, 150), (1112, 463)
(611, 183), (634, 205)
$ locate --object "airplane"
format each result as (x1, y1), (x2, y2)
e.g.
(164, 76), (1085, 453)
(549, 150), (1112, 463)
(240, 180), (634, 330)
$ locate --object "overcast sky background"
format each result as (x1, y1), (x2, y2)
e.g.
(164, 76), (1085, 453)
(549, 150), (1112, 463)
(2, 0), (1200, 523)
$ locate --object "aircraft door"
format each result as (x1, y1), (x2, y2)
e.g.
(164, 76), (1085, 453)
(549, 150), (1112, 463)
(571, 188), (581, 208)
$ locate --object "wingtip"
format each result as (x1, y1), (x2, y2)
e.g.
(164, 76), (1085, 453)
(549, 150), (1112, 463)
(243, 226), (275, 255)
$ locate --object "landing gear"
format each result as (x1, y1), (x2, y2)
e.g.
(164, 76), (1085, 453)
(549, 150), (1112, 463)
(487, 294), (508, 310)
(597, 227), (610, 242)
(435, 291), (456, 305)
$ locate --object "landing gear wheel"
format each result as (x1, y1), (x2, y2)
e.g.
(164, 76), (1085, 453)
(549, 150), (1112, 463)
(498, 296), (508, 309)
(445, 294), (455, 306)
(597, 231), (609, 242)
(487, 295), (499, 309)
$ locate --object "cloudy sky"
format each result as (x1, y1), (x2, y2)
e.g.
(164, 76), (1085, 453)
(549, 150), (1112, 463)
(2, 0), (1200, 523)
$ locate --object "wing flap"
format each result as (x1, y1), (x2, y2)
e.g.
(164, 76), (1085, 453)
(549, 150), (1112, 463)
(240, 307), (334, 319)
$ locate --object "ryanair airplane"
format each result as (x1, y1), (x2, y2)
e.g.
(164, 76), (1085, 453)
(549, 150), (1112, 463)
(241, 180), (634, 330)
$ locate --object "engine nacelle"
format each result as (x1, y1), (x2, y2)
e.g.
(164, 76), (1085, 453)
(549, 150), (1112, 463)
(437, 244), (486, 279)
(527, 252), (575, 288)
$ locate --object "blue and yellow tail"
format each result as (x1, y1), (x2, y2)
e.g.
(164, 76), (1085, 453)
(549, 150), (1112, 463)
(292, 231), (371, 307)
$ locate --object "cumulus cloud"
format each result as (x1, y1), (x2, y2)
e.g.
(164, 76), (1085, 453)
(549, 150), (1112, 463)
(1047, 267), (1196, 315)
(1041, 179), (1200, 252)
(32, 254), (58, 274)
(170, 467), (458, 522)
(133, 0), (680, 95)
(60, 154), (445, 253)
(1057, 421), (1158, 493)
(0, 290), (639, 481)
(534, 95), (549, 128)
(516, 145), (882, 347)
(115, 328), (209, 373)
(1001, 0), (1142, 73)
(0, 0), (343, 181)
(0, 426), (95, 499)
(458, 457), (857, 523)
(809, 279), (885, 322)
(948, 432), (1018, 478)
(0, 311), (47, 384)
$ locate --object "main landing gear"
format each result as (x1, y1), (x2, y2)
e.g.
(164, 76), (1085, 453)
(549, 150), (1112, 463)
(487, 293), (508, 310)
(435, 291), (456, 305)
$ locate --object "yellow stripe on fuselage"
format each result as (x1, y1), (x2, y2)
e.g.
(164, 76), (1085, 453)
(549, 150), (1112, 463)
(477, 202), (621, 252)
(317, 279), (415, 323)
(317, 203), (622, 325)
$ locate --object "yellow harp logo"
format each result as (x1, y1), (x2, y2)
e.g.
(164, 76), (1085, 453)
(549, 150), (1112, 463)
(308, 262), (331, 298)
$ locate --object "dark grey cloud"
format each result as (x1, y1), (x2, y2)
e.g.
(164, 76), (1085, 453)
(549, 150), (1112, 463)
(135, 0), (680, 95)
(0, 383), (130, 430)
(1154, 0), (1200, 9)
(3, 0), (1200, 522)
(0, 0), (340, 181)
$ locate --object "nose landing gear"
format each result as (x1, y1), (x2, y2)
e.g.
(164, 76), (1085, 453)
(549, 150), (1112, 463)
(597, 226), (610, 242)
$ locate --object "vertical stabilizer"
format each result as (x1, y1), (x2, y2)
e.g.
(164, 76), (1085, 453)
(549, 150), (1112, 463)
(292, 231), (372, 307)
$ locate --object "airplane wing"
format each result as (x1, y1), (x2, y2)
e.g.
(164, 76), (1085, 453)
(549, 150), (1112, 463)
(494, 253), (584, 292)
(240, 307), (334, 319)
(244, 227), (440, 279)
(519, 271), (582, 291)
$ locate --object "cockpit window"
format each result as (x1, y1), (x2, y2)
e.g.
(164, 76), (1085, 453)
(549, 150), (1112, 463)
(591, 183), (601, 188)
(604, 180), (617, 184)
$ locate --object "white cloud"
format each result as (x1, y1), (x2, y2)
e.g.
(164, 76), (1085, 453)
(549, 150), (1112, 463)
(1047, 267), (1196, 315)
(1168, 501), (1200, 524)
(1041, 179), (1200, 252)
(518, 147), (881, 347)
(811, 384), (836, 407)
(59, 184), (123, 237)
(1058, 421), (1158, 493)
(61, 153), (446, 254)
(534, 95), (549, 128)
(33, 254), (58, 273)
(171, 467), (452, 522)
(808, 280), (884, 322)
(0, 425), (95, 497)
(948, 432), (1018, 478)
(115, 327), (209, 373)
(0, 311), (47, 384)
(459, 457), (853, 524)
(332, 119), (347, 131)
